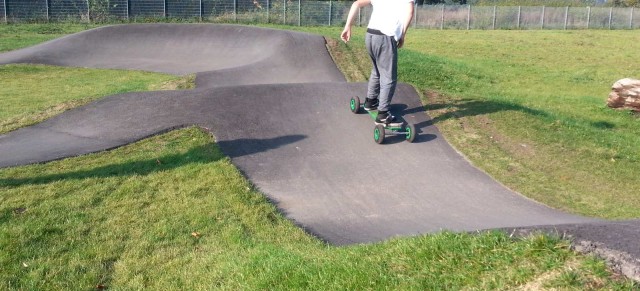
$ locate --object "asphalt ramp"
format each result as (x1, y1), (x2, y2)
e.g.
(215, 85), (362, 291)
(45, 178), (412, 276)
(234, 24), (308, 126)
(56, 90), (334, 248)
(0, 25), (638, 279)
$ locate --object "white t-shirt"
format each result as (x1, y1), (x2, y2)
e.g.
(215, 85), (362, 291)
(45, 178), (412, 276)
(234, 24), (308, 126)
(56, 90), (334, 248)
(367, 0), (415, 42)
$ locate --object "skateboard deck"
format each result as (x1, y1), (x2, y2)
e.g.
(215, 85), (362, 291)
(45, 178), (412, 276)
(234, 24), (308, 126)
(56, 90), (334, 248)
(349, 96), (416, 144)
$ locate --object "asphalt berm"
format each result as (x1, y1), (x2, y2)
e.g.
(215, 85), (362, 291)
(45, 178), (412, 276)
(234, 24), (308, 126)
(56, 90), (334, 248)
(0, 24), (638, 281)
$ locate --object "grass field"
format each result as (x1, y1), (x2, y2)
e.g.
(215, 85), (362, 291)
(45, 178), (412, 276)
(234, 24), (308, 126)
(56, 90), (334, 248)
(410, 30), (640, 219)
(1, 24), (638, 289)
(0, 24), (99, 52)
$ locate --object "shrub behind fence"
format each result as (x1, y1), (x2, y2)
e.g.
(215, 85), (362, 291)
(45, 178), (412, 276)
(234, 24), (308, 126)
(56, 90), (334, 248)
(1, 0), (637, 29)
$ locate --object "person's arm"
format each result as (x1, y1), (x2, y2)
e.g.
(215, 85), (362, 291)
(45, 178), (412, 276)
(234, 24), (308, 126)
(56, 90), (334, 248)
(398, 1), (414, 48)
(341, 0), (371, 43)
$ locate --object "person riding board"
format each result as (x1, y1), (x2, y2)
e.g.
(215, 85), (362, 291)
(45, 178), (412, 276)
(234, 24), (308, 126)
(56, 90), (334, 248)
(341, 0), (415, 124)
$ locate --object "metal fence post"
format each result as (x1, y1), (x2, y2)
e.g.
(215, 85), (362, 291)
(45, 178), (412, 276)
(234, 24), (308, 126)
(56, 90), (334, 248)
(328, 0), (332, 26)
(358, 7), (361, 27)
(3, 0), (7, 24)
(414, 3), (417, 28)
(609, 7), (613, 29)
(564, 6), (569, 30)
(517, 6), (521, 29)
(492, 6), (496, 30)
(234, 0), (237, 22)
(467, 4), (470, 30)
(86, 0), (90, 23)
(283, 0), (286, 24)
(199, 0), (202, 21)
(164, 0), (167, 18)
(541, 6), (545, 29)
(298, 0), (300, 26)
(126, 0), (130, 21)
(440, 4), (444, 30)
(46, 0), (49, 22)
(630, 7), (634, 29)
(587, 6), (590, 29)
(267, 0), (270, 23)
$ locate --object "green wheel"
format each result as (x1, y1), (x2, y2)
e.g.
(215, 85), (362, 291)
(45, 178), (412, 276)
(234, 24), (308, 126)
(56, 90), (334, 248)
(405, 123), (416, 143)
(374, 124), (385, 144)
(350, 96), (361, 114)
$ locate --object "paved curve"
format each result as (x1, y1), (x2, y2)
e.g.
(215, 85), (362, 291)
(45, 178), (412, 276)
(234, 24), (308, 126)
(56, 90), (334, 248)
(0, 24), (638, 279)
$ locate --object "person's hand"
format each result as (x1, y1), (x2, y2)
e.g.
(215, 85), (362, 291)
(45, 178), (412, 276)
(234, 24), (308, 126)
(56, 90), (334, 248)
(398, 36), (406, 48)
(341, 28), (351, 43)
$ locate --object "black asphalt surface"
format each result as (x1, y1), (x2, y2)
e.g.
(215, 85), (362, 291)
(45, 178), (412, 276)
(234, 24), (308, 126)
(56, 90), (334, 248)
(0, 24), (638, 280)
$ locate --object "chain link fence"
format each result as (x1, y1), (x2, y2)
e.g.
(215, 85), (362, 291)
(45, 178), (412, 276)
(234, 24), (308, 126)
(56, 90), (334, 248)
(1, 0), (637, 29)
(415, 5), (638, 29)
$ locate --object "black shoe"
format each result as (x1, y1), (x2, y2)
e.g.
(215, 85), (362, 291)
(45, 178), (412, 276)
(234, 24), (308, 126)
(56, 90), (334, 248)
(364, 98), (379, 111)
(375, 111), (395, 124)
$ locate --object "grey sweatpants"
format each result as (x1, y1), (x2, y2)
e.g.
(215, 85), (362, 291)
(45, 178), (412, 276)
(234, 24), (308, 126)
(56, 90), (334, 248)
(365, 32), (398, 112)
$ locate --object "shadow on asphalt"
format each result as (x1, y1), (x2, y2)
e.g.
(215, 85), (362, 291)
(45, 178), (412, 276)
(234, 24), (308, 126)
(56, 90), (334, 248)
(217, 135), (307, 158)
(386, 104), (437, 144)
(0, 144), (222, 186)
(0, 134), (307, 186)
(381, 132), (437, 144)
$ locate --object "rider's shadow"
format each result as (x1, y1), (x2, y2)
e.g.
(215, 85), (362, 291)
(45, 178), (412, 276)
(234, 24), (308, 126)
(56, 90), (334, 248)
(386, 104), (436, 144)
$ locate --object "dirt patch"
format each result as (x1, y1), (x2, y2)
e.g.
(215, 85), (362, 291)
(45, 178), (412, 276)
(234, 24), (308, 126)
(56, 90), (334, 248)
(475, 114), (536, 159)
(425, 89), (536, 176)
(574, 240), (640, 283)
(0, 99), (91, 134)
(150, 74), (195, 91)
(508, 227), (640, 284)
(515, 258), (581, 290)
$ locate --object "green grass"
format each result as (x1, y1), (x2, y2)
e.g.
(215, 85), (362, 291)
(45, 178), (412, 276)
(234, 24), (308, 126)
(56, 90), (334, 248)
(0, 24), (638, 288)
(0, 23), (99, 52)
(1, 127), (634, 289)
(404, 30), (640, 219)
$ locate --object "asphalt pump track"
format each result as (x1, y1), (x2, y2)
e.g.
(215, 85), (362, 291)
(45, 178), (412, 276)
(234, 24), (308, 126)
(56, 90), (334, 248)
(0, 24), (638, 280)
